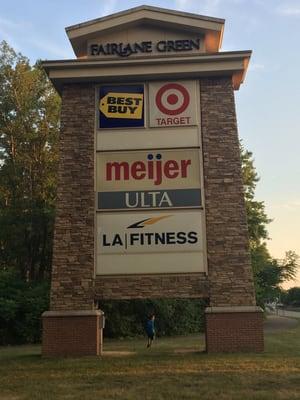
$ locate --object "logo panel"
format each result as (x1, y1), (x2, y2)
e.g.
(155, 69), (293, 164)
(99, 85), (144, 128)
(149, 81), (197, 127)
(96, 148), (202, 210)
(97, 211), (204, 255)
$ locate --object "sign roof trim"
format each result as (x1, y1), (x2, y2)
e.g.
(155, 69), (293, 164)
(65, 5), (225, 33)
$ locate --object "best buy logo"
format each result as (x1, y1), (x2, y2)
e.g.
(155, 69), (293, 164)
(99, 92), (143, 119)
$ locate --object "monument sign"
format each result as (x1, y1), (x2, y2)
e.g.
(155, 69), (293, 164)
(41, 6), (263, 357)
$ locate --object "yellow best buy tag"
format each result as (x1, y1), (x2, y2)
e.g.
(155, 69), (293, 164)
(99, 92), (143, 119)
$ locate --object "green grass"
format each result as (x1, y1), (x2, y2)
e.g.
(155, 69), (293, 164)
(1, 324), (300, 400)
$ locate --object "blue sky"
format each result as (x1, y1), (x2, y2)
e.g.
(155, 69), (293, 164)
(1, 0), (299, 286)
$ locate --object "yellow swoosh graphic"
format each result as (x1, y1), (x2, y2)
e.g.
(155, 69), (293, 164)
(143, 215), (172, 226)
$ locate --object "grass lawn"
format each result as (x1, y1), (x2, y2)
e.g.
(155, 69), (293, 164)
(1, 321), (300, 400)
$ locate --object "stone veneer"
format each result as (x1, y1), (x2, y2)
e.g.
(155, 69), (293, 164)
(95, 273), (209, 299)
(200, 77), (256, 307)
(49, 84), (95, 311)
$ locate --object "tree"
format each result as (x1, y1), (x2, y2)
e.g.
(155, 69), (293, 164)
(282, 286), (300, 307)
(0, 41), (60, 281)
(241, 146), (270, 246)
(0, 269), (49, 345)
(240, 145), (298, 304)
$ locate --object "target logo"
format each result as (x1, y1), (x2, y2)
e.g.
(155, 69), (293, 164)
(149, 81), (197, 127)
(155, 83), (190, 115)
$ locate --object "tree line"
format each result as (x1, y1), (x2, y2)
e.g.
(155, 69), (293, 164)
(0, 41), (298, 344)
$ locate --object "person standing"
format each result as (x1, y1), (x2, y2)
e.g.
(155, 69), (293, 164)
(146, 314), (155, 348)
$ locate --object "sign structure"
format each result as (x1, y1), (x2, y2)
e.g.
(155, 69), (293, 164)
(149, 81), (198, 127)
(96, 210), (206, 275)
(42, 7), (264, 357)
(97, 148), (202, 210)
(99, 84), (144, 128)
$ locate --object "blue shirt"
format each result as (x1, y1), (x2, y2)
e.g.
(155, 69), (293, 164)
(146, 319), (155, 335)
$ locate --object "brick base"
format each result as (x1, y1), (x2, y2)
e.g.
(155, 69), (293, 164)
(42, 310), (103, 357)
(205, 306), (264, 353)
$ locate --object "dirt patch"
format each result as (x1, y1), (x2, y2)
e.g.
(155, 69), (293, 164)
(102, 351), (136, 357)
(174, 348), (202, 354)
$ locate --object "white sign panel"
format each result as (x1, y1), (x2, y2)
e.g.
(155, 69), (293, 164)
(98, 211), (203, 254)
(149, 81), (198, 127)
(96, 148), (202, 210)
(97, 148), (201, 192)
(96, 210), (206, 275)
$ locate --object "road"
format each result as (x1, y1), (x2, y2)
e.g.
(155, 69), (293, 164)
(264, 314), (298, 331)
(276, 309), (300, 319)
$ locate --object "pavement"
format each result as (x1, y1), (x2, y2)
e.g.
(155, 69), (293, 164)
(264, 314), (299, 331)
(277, 309), (300, 319)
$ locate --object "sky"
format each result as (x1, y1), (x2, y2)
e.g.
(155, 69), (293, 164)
(0, 0), (299, 287)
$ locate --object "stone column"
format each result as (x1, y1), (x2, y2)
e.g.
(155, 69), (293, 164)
(42, 84), (101, 356)
(200, 77), (264, 352)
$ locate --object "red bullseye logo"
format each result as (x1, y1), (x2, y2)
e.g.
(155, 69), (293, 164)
(155, 83), (190, 115)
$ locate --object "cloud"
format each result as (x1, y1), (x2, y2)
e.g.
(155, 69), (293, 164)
(0, 16), (31, 51)
(248, 63), (265, 71)
(277, 6), (300, 16)
(0, 15), (71, 59)
(175, 0), (222, 15)
(174, 0), (250, 16)
(0, 16), (31, 30)
(27, 37), (72, 59)
(270, 201), (300, 210)
(175, 0), (189, 7)
(100, 0), (119, 17)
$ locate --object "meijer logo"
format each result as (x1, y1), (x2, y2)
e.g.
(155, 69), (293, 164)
(106, 153), (191, 186)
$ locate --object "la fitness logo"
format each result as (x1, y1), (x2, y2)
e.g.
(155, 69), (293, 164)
(101, 214), (199, 250)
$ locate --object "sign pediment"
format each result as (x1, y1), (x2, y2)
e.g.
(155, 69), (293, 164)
(66, 5), (224, 58)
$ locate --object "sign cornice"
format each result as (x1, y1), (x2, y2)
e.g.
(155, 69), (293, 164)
(42, 50), (251, 68)
(42, 51), (251, 92)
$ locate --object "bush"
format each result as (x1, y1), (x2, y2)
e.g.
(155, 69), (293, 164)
(100, 298), (207, 338)
(0, 270), (50, 345)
